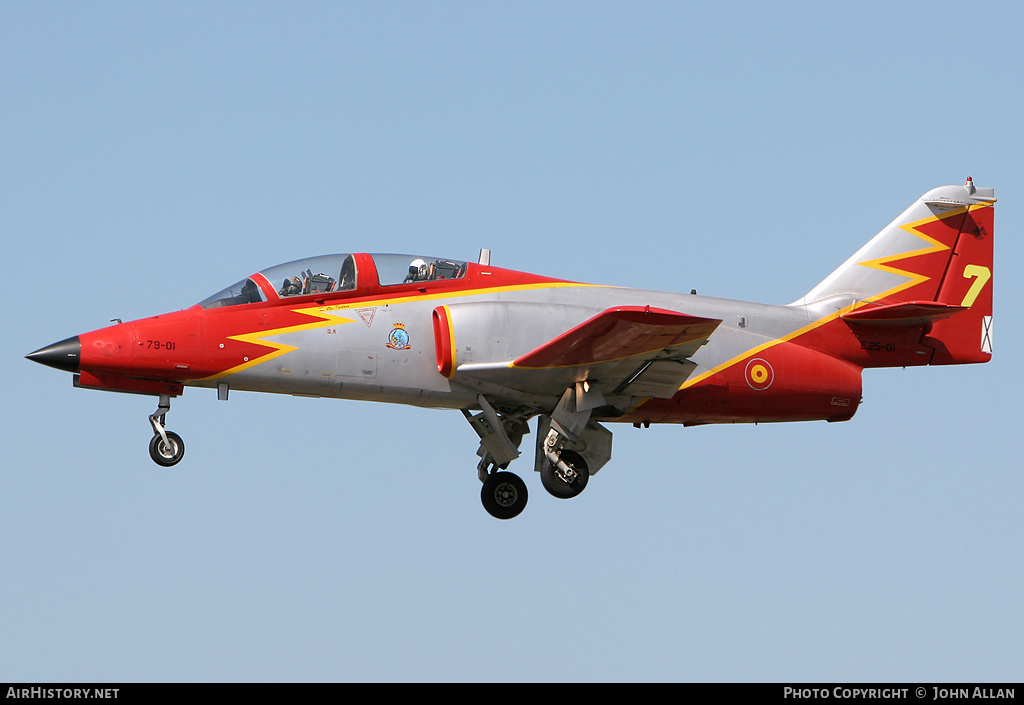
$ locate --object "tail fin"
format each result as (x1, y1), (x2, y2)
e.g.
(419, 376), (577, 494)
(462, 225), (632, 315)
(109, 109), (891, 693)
(794, 179), (994, 364)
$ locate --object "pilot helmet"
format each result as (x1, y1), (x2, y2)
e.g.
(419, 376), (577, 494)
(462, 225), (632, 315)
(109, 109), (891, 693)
(282, 277), (302, 295)
(408, 258), (427, 280)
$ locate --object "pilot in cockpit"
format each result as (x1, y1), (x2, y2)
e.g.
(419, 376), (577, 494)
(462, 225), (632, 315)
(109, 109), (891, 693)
(280, 277), (303, 296)
(404, 258), (429, 283)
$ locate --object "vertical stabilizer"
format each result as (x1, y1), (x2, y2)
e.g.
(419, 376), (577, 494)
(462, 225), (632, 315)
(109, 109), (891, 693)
(793, 179), (993, 364)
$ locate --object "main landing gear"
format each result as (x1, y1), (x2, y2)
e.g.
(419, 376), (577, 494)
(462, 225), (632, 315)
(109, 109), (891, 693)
(147, 394), (184, 466)
(539, 448), (589, 499)
(463, 395), (531, 519)
(464, 388), (613, 519)
(480, 472), (529, 520)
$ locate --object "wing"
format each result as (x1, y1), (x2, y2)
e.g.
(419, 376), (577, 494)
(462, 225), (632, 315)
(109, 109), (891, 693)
(450, 306), (721, 403)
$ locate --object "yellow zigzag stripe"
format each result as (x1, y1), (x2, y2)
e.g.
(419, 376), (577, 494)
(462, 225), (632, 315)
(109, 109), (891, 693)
(853, 207), (963, 304)
(677, 205), (971, 391)
(202, 307), (357, 380)
(203, 282), (602, 380)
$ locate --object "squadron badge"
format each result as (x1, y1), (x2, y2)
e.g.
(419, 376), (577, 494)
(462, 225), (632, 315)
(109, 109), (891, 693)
(386, 321), (411, 350)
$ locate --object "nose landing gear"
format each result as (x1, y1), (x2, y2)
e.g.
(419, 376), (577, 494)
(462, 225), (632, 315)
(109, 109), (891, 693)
(149, 431), (185, 466)
(148, 394), (184, 466)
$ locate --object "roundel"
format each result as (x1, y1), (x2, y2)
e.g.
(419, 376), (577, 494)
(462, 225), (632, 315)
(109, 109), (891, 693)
(744, 357), (774, 390)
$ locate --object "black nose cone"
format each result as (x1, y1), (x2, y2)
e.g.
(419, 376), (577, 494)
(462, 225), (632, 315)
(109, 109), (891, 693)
(26, 336), (81, 372)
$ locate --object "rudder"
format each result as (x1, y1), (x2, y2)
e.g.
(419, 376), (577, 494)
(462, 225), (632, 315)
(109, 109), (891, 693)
(927, 193), (993, 364)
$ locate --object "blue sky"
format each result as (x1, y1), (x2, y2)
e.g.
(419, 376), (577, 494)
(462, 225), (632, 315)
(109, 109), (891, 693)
(3, 2), (1021, 682)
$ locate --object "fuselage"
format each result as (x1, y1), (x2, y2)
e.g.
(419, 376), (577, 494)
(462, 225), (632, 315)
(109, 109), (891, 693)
(43, 252), (869, 427)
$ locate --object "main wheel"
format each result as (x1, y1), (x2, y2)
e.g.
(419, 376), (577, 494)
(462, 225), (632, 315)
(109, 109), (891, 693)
(149, 431), (185, 467)
(541, 450), (589, 499)
(481, 471), (528, 519)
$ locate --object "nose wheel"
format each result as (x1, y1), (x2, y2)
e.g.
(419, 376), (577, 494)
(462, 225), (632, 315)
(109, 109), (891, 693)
(149, 431), (185, 466)
(148, 394), (185, 466)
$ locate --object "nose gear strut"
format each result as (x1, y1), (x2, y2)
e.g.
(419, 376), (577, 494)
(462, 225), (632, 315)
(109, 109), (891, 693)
(148, 394), (184, 466)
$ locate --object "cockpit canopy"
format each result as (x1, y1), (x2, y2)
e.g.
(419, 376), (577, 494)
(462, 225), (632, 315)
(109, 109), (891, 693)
(371, 253), (467, 286)
(198, 253), (468, 309)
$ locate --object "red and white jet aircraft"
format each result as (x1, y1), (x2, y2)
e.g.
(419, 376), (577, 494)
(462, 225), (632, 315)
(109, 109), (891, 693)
(28, 180), (994, 518)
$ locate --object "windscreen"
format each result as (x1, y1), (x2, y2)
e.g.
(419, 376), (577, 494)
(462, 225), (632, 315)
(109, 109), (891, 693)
(197, 278), (266, 309)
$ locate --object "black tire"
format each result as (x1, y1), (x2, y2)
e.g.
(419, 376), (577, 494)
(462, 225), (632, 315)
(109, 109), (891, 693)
(540, 450), (589, 499)
(481, 471), (528, 520)
(149, 431), (185, 467)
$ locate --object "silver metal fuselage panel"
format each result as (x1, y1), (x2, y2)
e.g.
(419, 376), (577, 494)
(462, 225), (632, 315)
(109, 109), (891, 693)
(197, 283), (813, 417)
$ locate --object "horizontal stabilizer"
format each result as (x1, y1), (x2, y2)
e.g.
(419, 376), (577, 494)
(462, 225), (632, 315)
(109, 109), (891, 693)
(841, 301), (966, 327)
(513, 306), (720, 369)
